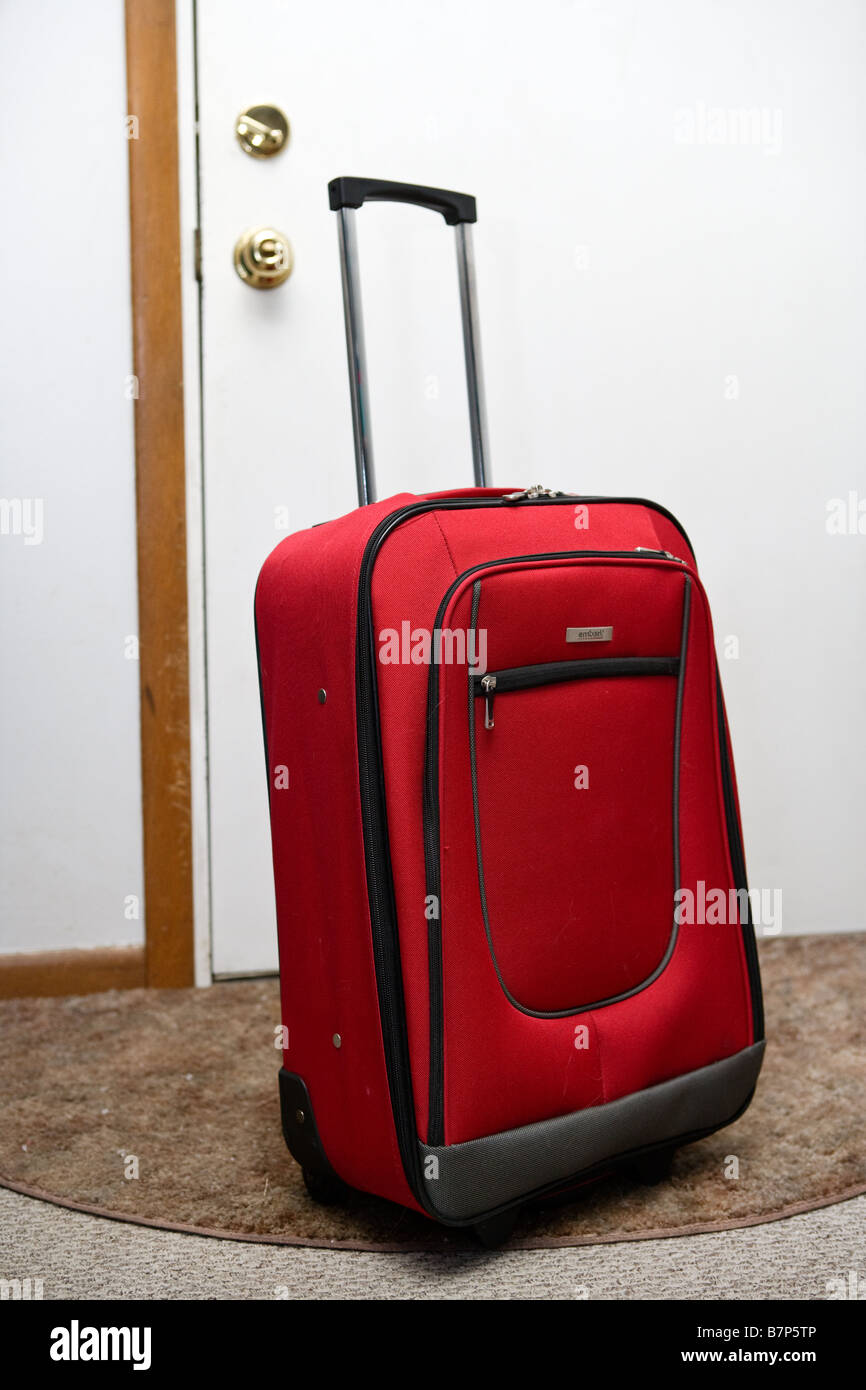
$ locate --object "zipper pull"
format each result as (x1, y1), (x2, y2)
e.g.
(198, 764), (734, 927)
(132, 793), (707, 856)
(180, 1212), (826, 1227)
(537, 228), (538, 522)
(481, 674), (497, 729)
(634, 547), (685, 563)
(502, 484), (563, 502)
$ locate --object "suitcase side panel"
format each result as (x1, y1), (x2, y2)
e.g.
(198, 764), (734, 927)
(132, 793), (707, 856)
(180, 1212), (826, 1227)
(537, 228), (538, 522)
(256, 493), (421, 1210)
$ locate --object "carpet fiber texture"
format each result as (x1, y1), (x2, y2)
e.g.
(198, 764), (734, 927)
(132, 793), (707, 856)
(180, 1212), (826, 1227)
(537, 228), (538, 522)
(1, 935), (863, 1250)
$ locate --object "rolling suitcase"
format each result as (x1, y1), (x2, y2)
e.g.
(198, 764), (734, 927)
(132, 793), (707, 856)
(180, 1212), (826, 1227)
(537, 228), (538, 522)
(255, 177), (765, 1245)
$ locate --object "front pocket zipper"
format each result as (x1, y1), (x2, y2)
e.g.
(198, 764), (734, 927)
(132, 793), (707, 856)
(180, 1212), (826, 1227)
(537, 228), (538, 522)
(473, 656), (680, 730)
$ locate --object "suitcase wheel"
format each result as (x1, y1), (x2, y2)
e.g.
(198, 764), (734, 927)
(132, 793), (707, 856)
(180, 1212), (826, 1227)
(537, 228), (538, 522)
(471, 1207), (520, 1249)
(631, 1146), (676, 1186)
(301, 1167), (351, 1206)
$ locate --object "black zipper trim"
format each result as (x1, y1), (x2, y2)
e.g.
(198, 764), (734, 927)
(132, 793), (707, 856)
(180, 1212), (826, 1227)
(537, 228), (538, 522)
(354, 493), (696, 1201)
(716, 672), (765, 1041)
(471, 654), (680, 698)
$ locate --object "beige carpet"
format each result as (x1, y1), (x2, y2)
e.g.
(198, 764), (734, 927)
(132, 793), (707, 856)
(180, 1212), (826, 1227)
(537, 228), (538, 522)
(5, 1185), (864, 1299)
(0, 935), (863, 1250)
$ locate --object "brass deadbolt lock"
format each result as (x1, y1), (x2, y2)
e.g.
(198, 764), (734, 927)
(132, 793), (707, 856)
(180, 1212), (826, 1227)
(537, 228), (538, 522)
(235, 104), (290, 158)
(233, 227), (294, 289)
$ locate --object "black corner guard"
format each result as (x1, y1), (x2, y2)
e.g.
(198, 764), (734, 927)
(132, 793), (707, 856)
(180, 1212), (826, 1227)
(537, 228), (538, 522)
(278, 1069), (341, 1179)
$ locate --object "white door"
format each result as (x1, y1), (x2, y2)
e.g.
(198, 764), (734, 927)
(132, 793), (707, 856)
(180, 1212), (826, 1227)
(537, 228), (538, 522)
(192, 0), (866, 976)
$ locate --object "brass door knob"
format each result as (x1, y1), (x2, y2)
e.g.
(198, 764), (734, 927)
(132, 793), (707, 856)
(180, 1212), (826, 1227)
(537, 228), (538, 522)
(233, 227), (294, 289)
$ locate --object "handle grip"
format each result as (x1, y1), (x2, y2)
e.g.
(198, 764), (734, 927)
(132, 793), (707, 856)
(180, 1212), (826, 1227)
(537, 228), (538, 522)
(328, 176), (477, 227)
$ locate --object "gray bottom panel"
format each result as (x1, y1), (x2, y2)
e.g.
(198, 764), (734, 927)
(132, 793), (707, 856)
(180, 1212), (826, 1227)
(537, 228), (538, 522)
(420, 1041), (765, 1222)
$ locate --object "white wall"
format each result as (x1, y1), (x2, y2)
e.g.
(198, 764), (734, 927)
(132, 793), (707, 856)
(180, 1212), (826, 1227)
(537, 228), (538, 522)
(0, 1), (144, 953)
(197, 0), (866, 976)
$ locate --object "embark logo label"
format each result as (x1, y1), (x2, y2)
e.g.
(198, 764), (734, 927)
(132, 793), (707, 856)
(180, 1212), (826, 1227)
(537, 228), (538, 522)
(50, 1320), (152, 1371)
(566, 625), (613, 643)
(378, 623), (487, 671)
(675, 881), (782, 935)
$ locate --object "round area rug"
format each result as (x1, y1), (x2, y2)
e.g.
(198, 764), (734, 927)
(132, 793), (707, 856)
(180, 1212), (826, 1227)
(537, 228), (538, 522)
(1, 935), (863, 1251)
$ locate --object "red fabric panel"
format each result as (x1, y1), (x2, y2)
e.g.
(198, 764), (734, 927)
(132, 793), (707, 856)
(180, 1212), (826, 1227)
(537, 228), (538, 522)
(433, 498), (693, 580)
(434, 581), (607, 1137)
(475, 560), (685, 668)
(420, 487), (520, 501)
(428, 560), (752, 1143)
(469, 559), (689, 1012)
(591, 580), (752, 1098)
(256, 492), (421, 1210)
(474, 673), (677, 1012)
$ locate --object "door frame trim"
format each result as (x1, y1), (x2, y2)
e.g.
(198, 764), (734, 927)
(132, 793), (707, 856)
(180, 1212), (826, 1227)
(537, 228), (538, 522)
(175, 0), (212, 988)
(126, 0), (196, 989)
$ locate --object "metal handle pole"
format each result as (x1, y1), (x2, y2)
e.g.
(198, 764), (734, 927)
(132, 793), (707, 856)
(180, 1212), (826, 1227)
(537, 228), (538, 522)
(455, 222), (490, 487)
(337, 207), (376, 505)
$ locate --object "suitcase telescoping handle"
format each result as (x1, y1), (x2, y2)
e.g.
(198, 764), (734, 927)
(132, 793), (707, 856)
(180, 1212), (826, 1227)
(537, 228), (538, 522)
(329, 176), (490, 505)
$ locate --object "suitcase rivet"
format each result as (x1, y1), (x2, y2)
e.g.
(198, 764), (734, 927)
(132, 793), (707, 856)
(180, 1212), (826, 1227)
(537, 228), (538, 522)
(295, 1109), (305, 1125)
(317, 689), (327, 704)
(332, 1033), (342, 1049)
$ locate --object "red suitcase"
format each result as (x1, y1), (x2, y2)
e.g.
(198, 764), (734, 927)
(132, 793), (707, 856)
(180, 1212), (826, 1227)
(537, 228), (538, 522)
(255, 178), (764, 1244)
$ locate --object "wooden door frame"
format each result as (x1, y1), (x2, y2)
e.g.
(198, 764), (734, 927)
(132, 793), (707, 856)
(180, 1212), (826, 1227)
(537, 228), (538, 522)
(0, 0), (197, 999)
(126, 0), (196, 989)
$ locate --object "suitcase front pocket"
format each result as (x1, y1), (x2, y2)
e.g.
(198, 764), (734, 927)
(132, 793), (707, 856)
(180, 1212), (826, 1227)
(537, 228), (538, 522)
(469, 652), (683, 1016)
(424, 554), (693, 1142)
